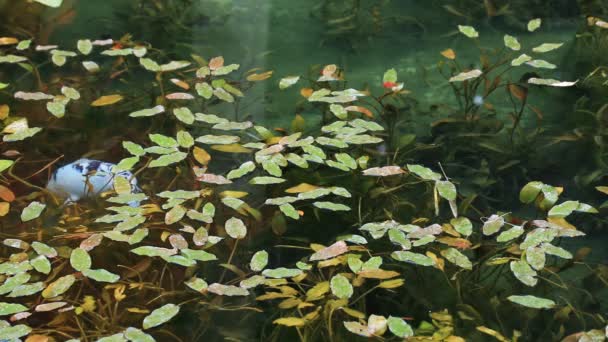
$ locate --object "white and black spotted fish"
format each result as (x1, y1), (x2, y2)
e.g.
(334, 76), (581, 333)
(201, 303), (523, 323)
(46, 158), (142, 206)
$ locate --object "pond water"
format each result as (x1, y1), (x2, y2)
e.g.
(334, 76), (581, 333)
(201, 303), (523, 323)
(0, 0), (607, 341)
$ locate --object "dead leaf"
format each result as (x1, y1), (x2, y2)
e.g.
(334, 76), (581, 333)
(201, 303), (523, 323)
(441, 48), (456, 59)
(0, 185), (15, 202)
(0, 37), (18, 45)
(209, 56), (224, 70)
(91, 94), (123, 106)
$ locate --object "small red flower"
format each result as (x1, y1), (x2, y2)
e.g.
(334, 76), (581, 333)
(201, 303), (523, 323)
(383, 81), (397, 89)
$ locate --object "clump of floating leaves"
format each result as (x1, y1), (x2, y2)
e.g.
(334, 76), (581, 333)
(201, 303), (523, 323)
(0, 18), (607, 342)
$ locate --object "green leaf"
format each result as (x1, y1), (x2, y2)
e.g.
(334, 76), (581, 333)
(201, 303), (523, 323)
(262, 268), (303, 278)
(249, 176), (285, 185)
(330, 104), (348, 120)
(173, 107), (195, 124)
(503, 35), (521, 50)
(42, 274), (76, 298)
(124, 327), (155, 342)
(207, 283), (249, 296)
(526, 60), (556, 69)
(458, 25), (479, 38)
(520, 181), (543, 203)
(149, 133), (178, 148)
(250, 250), (269, 271)
(507, 295), (555, 309)
(407, 164), (442, 180)
(548, 200), (579, 217)
(196, 135), (239, 145)
(8, 282), (44, 297)
(532, 43), (563, 53)
(279, 76), (299, 89)
(313, 201), (350, 211)
(3, 127), (42, 142)
(82, 269), (120, 283)
(391, 251), (435, 266)
(130, 105), (165, 117)
(496, 226), (524, 242)
(330, 274), (353, 299)
(30, 255), (51, 274)
(21, 201), (46, 221)
(0, 160), (14, 173)
(70, 248), (92, 271)
(527, 18), (542, 32)
(449, 69), (482, 82)
(143, 303), (180, 330)
(442, 248), (472, 270)
(227, 161), (256, 180)
(450, 217), (472, 236)
(0, 324), (32, 339)
(77, 39), (92, 54)
(526, 246), (546, 270)
(383, 68), (398, 83)
(195, 82), (213, 99)
(131, 246), (176, 257)
(180, 249), (217, 262)
(185, 277), (208, 292)
(436, 181), (457, 201)
(279, 203), (299, 219)
(482, 214), (504, 236)
(149, 152), (187, 168)
(510, 260), (537, 287)
(387, 316), (414, 338)
(225, 217), (247, 239)
(511, 54), (532, 66)
(0, 302), (28, 315)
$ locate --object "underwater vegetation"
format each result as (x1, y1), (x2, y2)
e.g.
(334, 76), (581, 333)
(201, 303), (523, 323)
(0, 1), (607, 341)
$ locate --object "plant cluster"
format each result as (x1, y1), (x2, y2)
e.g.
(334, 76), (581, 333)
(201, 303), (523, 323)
(0, 5), (606, 342)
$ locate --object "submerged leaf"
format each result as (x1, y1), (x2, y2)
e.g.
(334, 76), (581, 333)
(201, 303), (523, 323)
(507, 295), (555, 309)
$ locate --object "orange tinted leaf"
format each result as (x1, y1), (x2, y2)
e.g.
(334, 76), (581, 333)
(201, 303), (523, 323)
(91, 94), (123, 106)
(209, 56), (224, 70)
(0, 185), (15, 202)
(345, 105), (374, 118)
(441, 48), (456, 59)
(170, 78), (190, 90)
(246, 70), (273, 81)
(300, 88), (313, 98)
(285, 183), (319, 193)
(0, 202), (9, 216)
(0, 37), (18, 45)
(507, 83), (527, 101)
(193, 146), (211, 165)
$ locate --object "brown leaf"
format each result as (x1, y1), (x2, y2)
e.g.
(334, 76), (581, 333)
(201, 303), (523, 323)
(309, 241), (348, 261)
(507, 83), (527, 101)
(80, 233), (103, 251)
(246, 70), (273, 81)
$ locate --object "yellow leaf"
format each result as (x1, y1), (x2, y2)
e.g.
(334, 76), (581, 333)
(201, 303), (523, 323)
(91, 94), (123, 106)
(285, 183), (319, 194)
(126, 307), (150, 314)
(0, 104), (9, 120)
(291, 114), (305, 132)
(317, 257), (344, 268)
(342, 307), (366, 319)
(426, 251), (445, 271)
(219, 190), (248, 199)
(210, 144), (252, 153)
(256, 292), (293, 301)
(300, 88), (313, 98)
(160, 231), (171, 242)
(596, 186), (608, 195)
(476, 326), (508, 342)
(278, 298), (301, 309)
(113, 176), (131, 195)
(80, 295), (96, 313)
(547, 216), (577, 230)
(378, 278), (405, 289)
(357, 269), (400, 279)
(441, 48), (456, 59)
(0, 202), (9, 216)
(273, 317), (306, 327)
(303, 307), (321, 321)
(305, 281), (329, 301)
(0, 37), (18, 45)
(193, 146), (211, 165)
(246, 70), (273, 81)
(279, 286), (299, 296)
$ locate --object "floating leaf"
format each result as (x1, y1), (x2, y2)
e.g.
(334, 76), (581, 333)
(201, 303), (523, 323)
(449, 69), (482, 82)
(124, 327), (155, 342)
(196, 135), (239, 145)
(511, 54), (532, 66)
(173, 107), (195, 124)
(250, 176), (285, 185)
(0, 160), (13, 173)
(143, 304), (180, 329)
(450, 217), (472, 236)
(496, 225), (524, 242)
(458, 25), (479, 38)
(441, 48), (456, 59)
(14, 91), (53, 101)
(0, 324), (31, 339)
(407, 164), (441, 180)
(185, 277), (208, 292)
(441, 248), (472, 270)
(21, 201), (45, 221)
(548, 200), (579, 217)
(227, 161), (256, 180)
(225, 217), (247, 239)
(149, 152), (187, 168)
(507, 295), (555, 309)
(330, 275), (353, 299)
(131, 246), (176, 257)
(30, 255), (51, 274)
(42, 274), (76, 298)
(70, 248), (92, 272)
(436, 181), (457, 201)
(82, 269), (120, 283)
(343, 321), (371, 337)
(91, 95), (123, 106)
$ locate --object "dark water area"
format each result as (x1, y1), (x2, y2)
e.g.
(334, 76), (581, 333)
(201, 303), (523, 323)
(0, 0), (608, 341)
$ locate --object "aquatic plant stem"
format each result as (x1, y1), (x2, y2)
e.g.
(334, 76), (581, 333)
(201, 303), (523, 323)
(219, 239), (239, 283)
